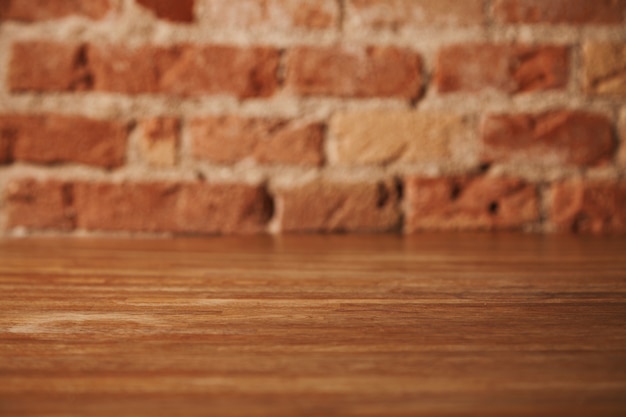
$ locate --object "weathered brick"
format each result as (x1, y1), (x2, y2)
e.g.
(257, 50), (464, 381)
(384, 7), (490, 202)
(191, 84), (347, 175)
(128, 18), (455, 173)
(0, 123), (15, 164)
(139, 117), (179, 167)
(492, 0), (626, 24)
(405, 176), (539, 232)
(345, 0), (484, 30)
(330, 110), (470, 165)
(5, 179), (75, 231)
(0, 114), (127, 168)
(436, 44), (568, 94)
(482, 111), (614, 167)
(276, 180), (400, 232)
(191, 116), (324, 166)
(202, 0), (338, 29)
(286, 46), (422, 99)
(583, 42), (626, 96)
(550, 181), (626, 233)
(136, 0), (195, 22)
(9, 42), (92, 92)
(0, 0), (111, 21)
(89, 44), (280, 98)
(619, 109), (626, 166)
(73, 182), (272, 234)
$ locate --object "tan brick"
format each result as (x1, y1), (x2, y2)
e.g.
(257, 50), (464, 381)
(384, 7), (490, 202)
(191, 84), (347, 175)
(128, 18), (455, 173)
(345, 0), (484, 30)
(0, 0), (111, 21)
(191, 116), (324, 166)
(276, 180), (400, 233)
(0, 114), (127, 168)
(583, 43), (626, 96)
(5, 179), (75, 231)
(286, 46), (422, 99)
(550, 181), (626, 233)
(9, 42), (92, 92)
(405, 176), (539, 232)
(136, 0), (195, 22)
(73, 182), (272, 234)
(493, 0), (626, 24)
(436, 44), (569, 94)
(482, 111), (615, 167)
(202, 0), (338, 29)
(330, 110), (470, 165)
(139, 117), (179, 167)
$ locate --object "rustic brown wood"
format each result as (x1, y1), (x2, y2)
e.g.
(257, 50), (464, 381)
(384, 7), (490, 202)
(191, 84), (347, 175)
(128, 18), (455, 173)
(1, 234), (625, 416)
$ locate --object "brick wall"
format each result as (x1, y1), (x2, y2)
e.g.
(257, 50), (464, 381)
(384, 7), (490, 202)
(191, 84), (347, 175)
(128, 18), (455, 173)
(1, 0), (625, 235)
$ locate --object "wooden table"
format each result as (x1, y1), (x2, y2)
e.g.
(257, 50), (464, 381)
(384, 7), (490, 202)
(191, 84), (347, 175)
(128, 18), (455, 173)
(1, 235), (625, 416)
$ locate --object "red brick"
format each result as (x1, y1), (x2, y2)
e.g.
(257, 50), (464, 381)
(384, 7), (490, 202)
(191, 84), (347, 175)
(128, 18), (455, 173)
(73, 182), (272, 234)
(0, 0), (111, 21)
(89, 44), (280, 98)
(136, 0), (194, 22)
(550, 181), (626, 233)
(0, 114), (127, 168)
(190, 116), (324, 166)
(436, 44), (568, 94)
(405, 176), (539, 232)
(139, 117), (179, 167)
(492, 0), (626, 24)
(482, 111), (614, 167)
(9, 42), (92, 92)
(5, 179), (75, 231)
(0, 122), (16, 164)
(202, 0), (338, 29)
(286, 46), (422, 99)
(276, 180), (400, 232)
(345, 0), (484, 30)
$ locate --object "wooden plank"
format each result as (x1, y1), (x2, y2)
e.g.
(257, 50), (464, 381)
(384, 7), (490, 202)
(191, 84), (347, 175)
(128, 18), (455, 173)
(1, 235), (625, 416)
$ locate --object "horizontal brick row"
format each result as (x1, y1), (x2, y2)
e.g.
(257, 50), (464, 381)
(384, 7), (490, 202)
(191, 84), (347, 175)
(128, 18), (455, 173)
(5, 178), (626, 234)
(3, 0), (625, 26)
(11, 41), (625, 97)
(0, 110), (618, 169)
(5, 179), (273, 234)
(8, 42), (424, 99)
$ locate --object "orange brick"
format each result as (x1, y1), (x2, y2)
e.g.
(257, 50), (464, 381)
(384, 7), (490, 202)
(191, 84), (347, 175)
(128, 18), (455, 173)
(405, 176), (539, 232)
(436, 44), (568, 94)
(9, 42), (92, 92)
(191, 116), (324, 166)
(492, 0), (626, 24)
(482, 111), (615, 167)
(5, 179), (75, 231)
(550, 181), (626, 233)
(73, 182), (272, 234)
(1, 114), (127, 168)
(11, 42), (280, 99)
(276, 180), (400, 232)
(0, 0), (111, 21)
(286, 45), (422, 99)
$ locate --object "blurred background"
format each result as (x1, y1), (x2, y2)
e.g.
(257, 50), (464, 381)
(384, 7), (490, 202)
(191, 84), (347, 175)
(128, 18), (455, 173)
(0, 0), (625, 236)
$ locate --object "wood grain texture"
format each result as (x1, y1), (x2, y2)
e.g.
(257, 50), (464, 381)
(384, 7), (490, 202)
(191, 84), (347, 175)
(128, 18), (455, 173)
(1, 234), (625, 416)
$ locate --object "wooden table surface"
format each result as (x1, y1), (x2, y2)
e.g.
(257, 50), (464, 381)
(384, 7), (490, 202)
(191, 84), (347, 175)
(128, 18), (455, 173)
(1, 234), (625, 416)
